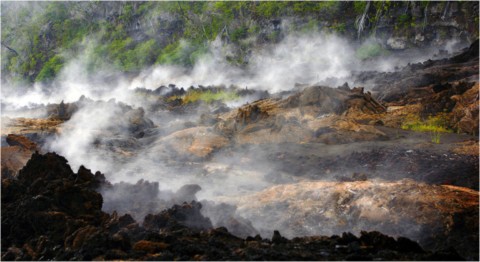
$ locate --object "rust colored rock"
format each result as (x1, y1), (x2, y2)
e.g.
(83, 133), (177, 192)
(451, 83), (479, 135)
(1, 146), (33, 178)
(6, 134), (38, 151)
(69, 226), (99, 250)
(133, 240), (168, 253)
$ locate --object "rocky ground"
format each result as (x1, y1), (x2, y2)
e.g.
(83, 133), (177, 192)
(1, 152), (469, 261)
(1, 41), (479, 260)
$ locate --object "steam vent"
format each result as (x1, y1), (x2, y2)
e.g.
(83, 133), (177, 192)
(1, 1), (479, 261)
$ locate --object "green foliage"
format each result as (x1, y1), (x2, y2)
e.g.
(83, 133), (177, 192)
(299, 19), (318, 33)
(401, 113), (452, 143)
(293, 1), (339, 15)
(397, 14), (411, 28)
(231, 27), (248, 42)
(35, 55), (64, 82)
(253, 2), (289, 18)
(118, 39), (159, 71)
(170, 89), (240, 104)
(355, 42), (387, 60)
(329, 22), (346, 33)
(2, 1), (478, 86)
(419, 1), (430, 8)
(354, 1), (368, 14)
(431, 130), (441, 144)
(156, 41), (208, 67)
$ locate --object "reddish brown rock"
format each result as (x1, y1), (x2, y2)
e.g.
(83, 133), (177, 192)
(6, 134), (38, 151)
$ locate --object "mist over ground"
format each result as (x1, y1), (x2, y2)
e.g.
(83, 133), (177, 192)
(1, 1), (479, 260)
(2, 31), (465, 110)
(2, 30), (472, 210)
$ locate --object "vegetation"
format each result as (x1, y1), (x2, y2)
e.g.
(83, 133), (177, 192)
(35, 55), (64, 82)
(401, 113), (452, 144)
(1, 1), (478, 85)
(169, 89), (240, 104)
(355, 42), (388, 60)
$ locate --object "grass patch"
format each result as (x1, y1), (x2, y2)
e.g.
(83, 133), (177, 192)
(169, 89), (240, 104)
(401, 113), (452, 144)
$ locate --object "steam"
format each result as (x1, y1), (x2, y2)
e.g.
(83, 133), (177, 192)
(1, 29), (473, 241)
(3, 32), (466, 116)
(130, 34), (357, 92)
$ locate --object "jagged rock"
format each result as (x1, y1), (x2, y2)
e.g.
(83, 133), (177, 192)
(143, 202), (213, 232)
(213, 85), (387, 146)
(271, 230), (287, 244)
(1, 152), (107, 259)
(450, 83), (479, 135)
(101, 179), (166, 222)
(1, 135), (40, 178)
(356, 39), (479, 105)
(1, 152), (471, 260)
(173, 184), (201, 204)
(1, 146), (33, 178)
(46, 100), (78, 120)
(201, 201), (259, 238)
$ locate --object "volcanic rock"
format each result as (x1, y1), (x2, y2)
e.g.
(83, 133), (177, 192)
(223, 179), (479, 260)
(353, 39), (479, 135)
(214, 85), (387, 145)
(1, 135), (39, 178)
(6, 134), (38, 151)
(1, 152), (470, 260)
(143, 202), (213, 232)
(173, 184), (202, 203)
(101, 179), (167, 222)
(1, 152), (107, 260)
(152, 126), (230, 160)
(450, 83), (479, 134)
(47, 100), (78, 120)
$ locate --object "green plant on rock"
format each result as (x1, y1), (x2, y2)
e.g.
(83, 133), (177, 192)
(169, 89), (240, 104)
(35, 55), (64, 82)
(156, 41), (208, 67)
(397, 13), (411, 29)
(329, 22), (346, 33)
(431, 130), (441, 144)
(353, 1), (368, 14)
(230, 26), (248, 43)
(355, 42), (388, 60)
(401, 113), (452, 144)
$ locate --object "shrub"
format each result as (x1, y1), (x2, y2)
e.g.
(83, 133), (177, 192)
(35, 55), (64, 82)
(329, 22), (346, 33)
(355, 42), (387, 60)
(231, 27), (248, 42)
(156, 41), (208, 67)
(353, 1), (368, 14)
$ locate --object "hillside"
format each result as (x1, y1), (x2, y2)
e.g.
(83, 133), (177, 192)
(1, 1), (478, 84)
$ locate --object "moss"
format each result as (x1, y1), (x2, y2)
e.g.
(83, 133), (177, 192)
(35, 55), (64, 82)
